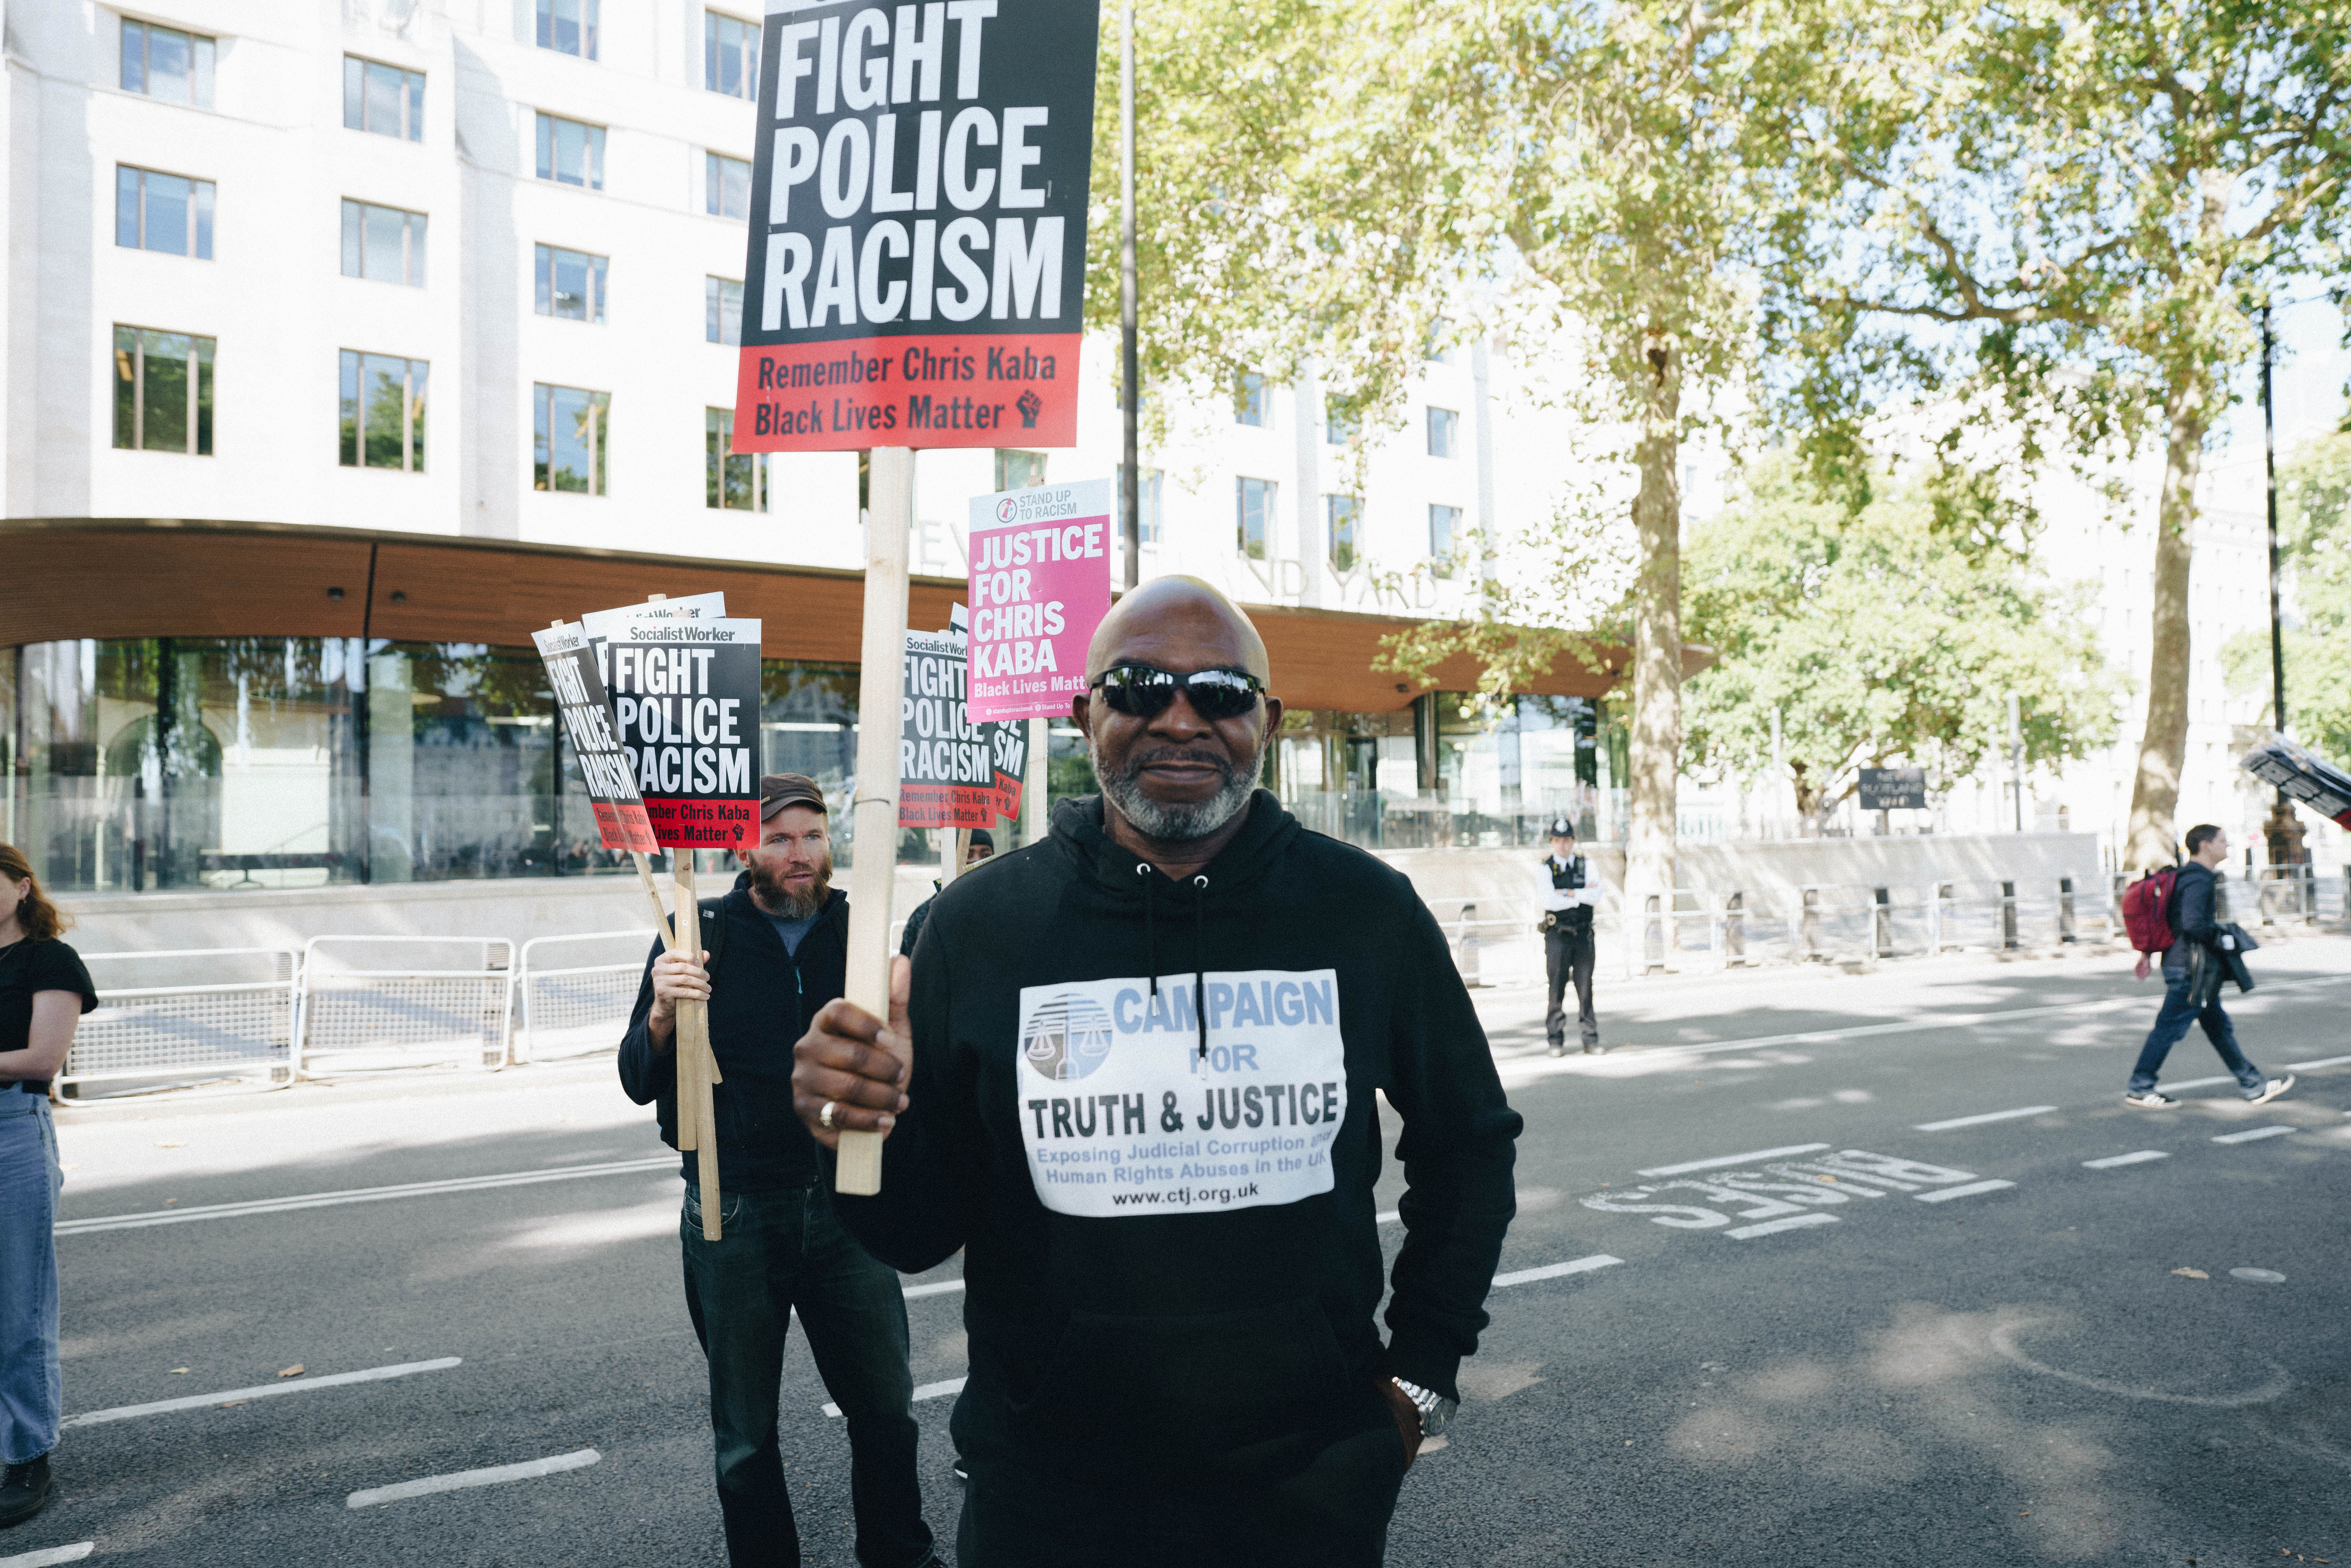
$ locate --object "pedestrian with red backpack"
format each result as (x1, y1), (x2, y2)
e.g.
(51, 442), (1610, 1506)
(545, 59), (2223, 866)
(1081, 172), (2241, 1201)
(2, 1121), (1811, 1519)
(2121, 824), (2293, 1109)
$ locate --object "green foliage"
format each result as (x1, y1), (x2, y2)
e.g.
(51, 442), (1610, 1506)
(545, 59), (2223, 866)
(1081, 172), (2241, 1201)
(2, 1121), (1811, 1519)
(1681, 463), (2122, 818)
(2225, 433), (2351, 758)
(1761, 0), (2351, 540)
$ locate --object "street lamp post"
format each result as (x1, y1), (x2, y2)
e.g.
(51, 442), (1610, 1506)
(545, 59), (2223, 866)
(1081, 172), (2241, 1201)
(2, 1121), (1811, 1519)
(1119, 2), (1140, 593)
(2259, 304), (2310, 900)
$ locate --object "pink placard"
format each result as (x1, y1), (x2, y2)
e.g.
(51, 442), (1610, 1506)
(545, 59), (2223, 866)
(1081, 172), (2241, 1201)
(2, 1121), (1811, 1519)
(966, 478), (1115, 722)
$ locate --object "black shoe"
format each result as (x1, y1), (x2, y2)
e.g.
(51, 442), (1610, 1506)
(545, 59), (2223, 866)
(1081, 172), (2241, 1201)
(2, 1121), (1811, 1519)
(0, 1452), (52, 1529)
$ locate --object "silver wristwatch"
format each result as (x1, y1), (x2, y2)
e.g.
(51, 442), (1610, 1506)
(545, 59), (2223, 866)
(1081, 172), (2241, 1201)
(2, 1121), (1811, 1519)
(1390, 1377), (1458, 1439)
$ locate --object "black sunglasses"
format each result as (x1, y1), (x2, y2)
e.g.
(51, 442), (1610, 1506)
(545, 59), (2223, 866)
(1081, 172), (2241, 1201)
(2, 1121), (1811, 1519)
(1089, 663), (1266, 721)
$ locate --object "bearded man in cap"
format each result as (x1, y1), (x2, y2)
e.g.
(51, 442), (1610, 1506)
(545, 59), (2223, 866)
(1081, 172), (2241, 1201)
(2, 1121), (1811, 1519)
(619, 773), (941, 1568)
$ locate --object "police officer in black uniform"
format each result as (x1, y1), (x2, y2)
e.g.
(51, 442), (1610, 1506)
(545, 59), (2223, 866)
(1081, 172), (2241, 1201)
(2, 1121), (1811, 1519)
(1538, 817), (1603, 1057)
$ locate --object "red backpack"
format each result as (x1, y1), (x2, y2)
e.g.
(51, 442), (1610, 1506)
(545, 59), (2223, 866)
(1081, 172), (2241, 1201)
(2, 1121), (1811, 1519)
(2121, 866), (2179, 954)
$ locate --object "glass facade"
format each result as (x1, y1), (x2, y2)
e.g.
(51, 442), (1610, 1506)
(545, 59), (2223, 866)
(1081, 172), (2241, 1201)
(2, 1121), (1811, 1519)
(1274, 695), (1619, 850)
(0, 640), (887, 895)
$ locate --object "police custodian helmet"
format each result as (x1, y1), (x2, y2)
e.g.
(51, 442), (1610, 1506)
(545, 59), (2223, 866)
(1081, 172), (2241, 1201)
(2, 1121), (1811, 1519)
(1548, 817), (1575, 838)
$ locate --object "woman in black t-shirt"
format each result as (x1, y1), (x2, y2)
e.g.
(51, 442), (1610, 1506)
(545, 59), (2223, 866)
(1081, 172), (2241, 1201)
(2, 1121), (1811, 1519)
(0, 843), (96, 1530)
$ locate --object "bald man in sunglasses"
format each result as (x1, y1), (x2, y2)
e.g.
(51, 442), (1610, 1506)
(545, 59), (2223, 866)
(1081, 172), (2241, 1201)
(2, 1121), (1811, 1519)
(793, 576), (1522, 1567)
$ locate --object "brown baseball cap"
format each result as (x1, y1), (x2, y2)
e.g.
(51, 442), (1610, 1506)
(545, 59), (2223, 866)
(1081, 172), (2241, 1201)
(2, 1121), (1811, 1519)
(760, 772), (827, 820)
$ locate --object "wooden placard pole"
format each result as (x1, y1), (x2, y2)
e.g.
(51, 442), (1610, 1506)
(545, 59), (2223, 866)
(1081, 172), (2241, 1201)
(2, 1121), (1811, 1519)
(837, 445), (915, 1196)
(674, 852), (723, 1239)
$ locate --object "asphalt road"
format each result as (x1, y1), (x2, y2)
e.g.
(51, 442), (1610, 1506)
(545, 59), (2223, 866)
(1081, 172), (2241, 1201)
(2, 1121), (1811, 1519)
(13, 935), (2350, 1567)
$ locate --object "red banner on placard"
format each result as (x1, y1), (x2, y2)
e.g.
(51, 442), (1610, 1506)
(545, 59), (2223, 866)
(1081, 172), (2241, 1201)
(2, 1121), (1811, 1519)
(731, 334), (1080, 452)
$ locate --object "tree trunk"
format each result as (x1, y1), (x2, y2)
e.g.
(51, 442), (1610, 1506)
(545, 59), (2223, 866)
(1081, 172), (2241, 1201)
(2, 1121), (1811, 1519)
(2124, 369), (2206, 874)
(1627, 332), (1683, 964)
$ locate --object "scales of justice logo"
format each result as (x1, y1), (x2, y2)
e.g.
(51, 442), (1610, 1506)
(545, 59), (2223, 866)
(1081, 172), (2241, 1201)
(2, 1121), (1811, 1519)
(1022, 993), (1116, 1082)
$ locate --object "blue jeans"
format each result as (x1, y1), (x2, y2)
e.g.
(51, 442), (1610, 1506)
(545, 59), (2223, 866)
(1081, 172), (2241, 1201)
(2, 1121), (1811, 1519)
(681, 1182), (934, 1568)
(2129, 968), (2265, 1097)
(0, 1093), (63, 1466)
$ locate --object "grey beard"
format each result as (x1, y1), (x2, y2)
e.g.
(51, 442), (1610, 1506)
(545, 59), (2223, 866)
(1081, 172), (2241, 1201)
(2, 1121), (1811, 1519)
(1092, 737), (1265, 842)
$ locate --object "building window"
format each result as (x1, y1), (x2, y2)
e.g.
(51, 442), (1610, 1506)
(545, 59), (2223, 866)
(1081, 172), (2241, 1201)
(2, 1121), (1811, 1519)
(707, 409), (768, 511)
(1235, 373), (1269, 428)
(706, 277), (743, 345)
(341, 200), (427, 287)
(339, 351), (427, 473)
(537, 0), (600, 59)
(536, 113), (606, 190)
(1425, 316), (1453, 363)
(705, 10), (760, 100)
(116, 167), (214, 259)
(1117, 465), (1164, 545)
(1236, 477), (1275, 560)
(1325, 396), (1355, 447)
(995, 449), (1047, 490)
(111, 326), (214, 455)
(535, 383), (610, 494)
(1426, 406), (1459, 458)
(1429, 504), (1462, 576)
(121, 20), (214, 108)
(706, 153), (752, 220)
(535, 245), (608, 323)
(1326, 495), (1361, 573)
(343, 57), (423, 140)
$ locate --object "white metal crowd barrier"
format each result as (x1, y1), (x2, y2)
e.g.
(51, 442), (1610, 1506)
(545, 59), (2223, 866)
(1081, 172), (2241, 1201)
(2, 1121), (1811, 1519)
(515, 929), (656, 1063)
(298, 936), (514, 1076)
(1443, 875), (2137, 984)
(61, 948), (300, 1099)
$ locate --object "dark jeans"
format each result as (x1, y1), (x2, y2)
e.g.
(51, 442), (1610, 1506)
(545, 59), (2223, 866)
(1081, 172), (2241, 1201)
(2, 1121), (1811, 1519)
(954, 1413), (1408, 1568)
(2128, 967), (2265, 1097)
(1545, 925), (1597, 1048)
(681, 1182), (935, 1568)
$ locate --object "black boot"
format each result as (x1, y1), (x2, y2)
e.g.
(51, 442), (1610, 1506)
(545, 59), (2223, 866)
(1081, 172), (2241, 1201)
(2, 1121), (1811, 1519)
(0, 1452), (53, 1528)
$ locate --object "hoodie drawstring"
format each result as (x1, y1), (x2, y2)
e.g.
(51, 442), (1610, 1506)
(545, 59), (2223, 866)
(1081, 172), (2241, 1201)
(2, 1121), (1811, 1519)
(1137, 862), (1212, 1060)
(1136, 862), (1158, 995)
(1191, 874), (1210, 1060)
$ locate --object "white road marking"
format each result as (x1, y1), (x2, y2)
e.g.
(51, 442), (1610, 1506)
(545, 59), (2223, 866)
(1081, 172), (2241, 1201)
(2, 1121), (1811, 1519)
(2083, 1150), (2169, 1170)
(1637, 1144), (1830, 1177)
(1493, 1254), (1623, 1288)
(2284, 1054), (2351, 1071)
(0, 1545), (96, 1567)
(1914, 1106), (2055, 1131)
(2212, 1126), (2295, 1145)
(346, 1448), (600, 1509)
(825, 1376), (965, 1418)
(56, 1158), (678, 1235)
(2229, 1268), (2287, 1284)
(1913, 1179), (2016, 1203)
(1726, 1213), (1838, 1239)
(63, 1357), (462, 1428)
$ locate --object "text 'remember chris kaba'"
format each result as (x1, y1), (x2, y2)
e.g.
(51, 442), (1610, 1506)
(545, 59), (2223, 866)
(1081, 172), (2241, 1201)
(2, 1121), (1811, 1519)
(737, 0), (1095, 447)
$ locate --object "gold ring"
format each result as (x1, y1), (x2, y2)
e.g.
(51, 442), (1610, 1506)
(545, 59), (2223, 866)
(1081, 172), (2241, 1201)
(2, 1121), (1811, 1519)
(820, 1100), (838, 1130)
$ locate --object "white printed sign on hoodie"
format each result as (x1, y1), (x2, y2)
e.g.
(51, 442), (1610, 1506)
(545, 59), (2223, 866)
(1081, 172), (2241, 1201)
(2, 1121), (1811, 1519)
(1014, 970), (1347, 1218)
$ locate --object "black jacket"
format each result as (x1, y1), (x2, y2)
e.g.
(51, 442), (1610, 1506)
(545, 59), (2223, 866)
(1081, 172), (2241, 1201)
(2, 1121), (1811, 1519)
(835, 791), (1522, 1479)
(2160, 861), (2223, 977)
(618, 874), (848, 1192)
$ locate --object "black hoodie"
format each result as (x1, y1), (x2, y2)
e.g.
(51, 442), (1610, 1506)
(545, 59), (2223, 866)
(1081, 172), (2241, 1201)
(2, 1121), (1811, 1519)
(618, 875), (849, 1192)
(830, 791), (1521, 1481)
